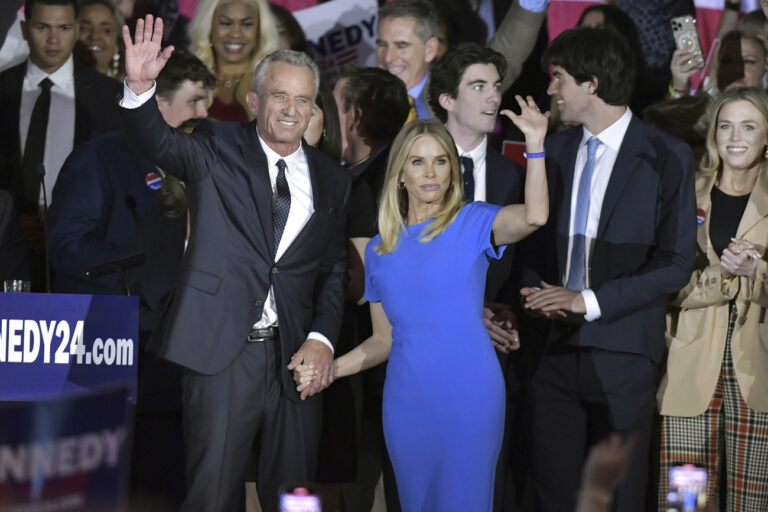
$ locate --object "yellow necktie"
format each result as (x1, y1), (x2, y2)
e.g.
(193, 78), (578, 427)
(405, 95), (417, 125)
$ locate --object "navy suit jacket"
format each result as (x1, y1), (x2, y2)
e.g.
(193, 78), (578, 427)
(518, 115), (697, 365)
(0, 188), (30, 280)
(484, 147), (524, 302)
(122, 98), (351, 401)
(0, 60), (122, 210)
(48, 131), (163, 295)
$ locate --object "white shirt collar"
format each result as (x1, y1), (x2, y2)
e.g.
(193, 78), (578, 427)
(26, 55), (74, 90)
(456, 136), (488, 164)
(580, 107), (632, 152)
(256, 131), (305, 171)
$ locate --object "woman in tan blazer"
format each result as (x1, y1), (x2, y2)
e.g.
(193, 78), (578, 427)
(658, 87), (768, 511)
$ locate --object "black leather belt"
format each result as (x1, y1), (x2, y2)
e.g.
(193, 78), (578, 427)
(247, 326), (277, 342)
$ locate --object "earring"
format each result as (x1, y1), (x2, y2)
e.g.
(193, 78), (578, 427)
(398, 181), (405, 190)
(764, 146), (768, 159)
(109, 51), (120, 78)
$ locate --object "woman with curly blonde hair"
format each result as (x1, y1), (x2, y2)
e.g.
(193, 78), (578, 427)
(188, 0), (278, 122)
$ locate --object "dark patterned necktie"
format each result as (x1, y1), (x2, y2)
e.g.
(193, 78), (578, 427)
(461, 155), (475, 202)
(272, 159), (291, 256)
(21, 77), (54, 208)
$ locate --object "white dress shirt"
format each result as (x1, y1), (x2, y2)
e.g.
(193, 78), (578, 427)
(20, 56), (75, 208)
(121, 82), (334, 352)
(456, 136), (488, 202)
(563, 108), (632, 321)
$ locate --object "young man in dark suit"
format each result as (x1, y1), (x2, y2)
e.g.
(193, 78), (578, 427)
(0, 0), (122, 290)
(429, 43), (524, 350)
(121, 16), (350, 512)
(518, 26), (697, 511)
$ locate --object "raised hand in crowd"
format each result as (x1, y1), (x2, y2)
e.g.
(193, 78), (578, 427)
(669, 47), (705, 95)
(122, 14), (174, 94)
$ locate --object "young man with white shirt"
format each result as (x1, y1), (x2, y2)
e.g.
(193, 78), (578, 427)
(0, 0), (121, 290)
(518, 26), (697, 511)
(429, 43), (524, 351)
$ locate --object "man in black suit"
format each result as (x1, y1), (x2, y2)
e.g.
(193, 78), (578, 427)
(0, 189), (30, 283)
(120, 16), (350, 512)
(518, 27), (696, 511)
(429, 43), (524, 349)
(0, 0), (121, 290)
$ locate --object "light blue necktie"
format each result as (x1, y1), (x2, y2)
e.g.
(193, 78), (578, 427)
(567, 137), (601, 291)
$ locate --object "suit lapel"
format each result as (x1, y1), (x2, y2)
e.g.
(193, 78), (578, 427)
(596, 117), (642, 238)
(737, 167), (768, 241)
(696, 172), (718, 263)
(241, 126), (274, 257)
(485, 151), (503, 204)
(555, 129), (581, 275)
(284, 144), (320, 254)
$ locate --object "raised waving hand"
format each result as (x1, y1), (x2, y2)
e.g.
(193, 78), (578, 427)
(122, 14), (174, 94)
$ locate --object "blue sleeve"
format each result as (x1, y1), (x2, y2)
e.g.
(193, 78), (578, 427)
(463, 202), (506, 261)
(363, 238), (381, 303)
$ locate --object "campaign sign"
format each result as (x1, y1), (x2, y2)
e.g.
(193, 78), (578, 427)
(0, 387), (131, 511)
(294, 0), (378, 83)
(0, 294), (138, 403)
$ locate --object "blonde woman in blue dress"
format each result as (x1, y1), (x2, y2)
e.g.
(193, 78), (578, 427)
(296, 95), (548, 511)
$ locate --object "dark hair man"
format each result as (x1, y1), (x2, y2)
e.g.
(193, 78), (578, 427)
(334, 65), (410, 197)
(0, 0), (122, 290)
(429, 43), (524, 349)
(518, 26), (696, 511)
(120, 16), (350, 512)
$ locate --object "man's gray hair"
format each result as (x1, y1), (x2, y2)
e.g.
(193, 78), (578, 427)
(378, 0), (438, 43)
(251, 49), (320, 98)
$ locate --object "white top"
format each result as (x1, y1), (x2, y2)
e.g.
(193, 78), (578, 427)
(563, 107), (632, 321)
(456, 136), (488, 203)
(121, 82), (333, 352)
(20, 56), (75, 208)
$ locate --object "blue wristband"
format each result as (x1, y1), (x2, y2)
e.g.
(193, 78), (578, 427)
(523, 151), (545, 159)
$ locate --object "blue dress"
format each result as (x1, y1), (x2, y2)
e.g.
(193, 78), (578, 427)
(364, 202), (507, 511)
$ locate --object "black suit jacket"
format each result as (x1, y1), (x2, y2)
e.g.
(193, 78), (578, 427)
(0, 60), (122, 210)
(484, 147), (524, 302)
(519, 116), (697, 366)
(48, 131), (163, 295)
(122, 98), (351, 401)
(0, 188), (30, 281)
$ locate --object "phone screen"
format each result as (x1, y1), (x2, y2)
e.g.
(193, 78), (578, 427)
(280, 486), (321, 512)
(666, 464), (707, 512)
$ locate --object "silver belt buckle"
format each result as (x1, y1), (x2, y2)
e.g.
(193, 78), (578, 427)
(247, 327), (275, 342)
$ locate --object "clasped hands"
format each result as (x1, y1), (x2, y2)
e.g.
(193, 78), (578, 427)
(520, 281), (586, 319)
(721, 238), (764, 281)
(287, 338), (334, 400)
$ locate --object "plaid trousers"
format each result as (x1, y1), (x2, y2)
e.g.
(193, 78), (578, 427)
(659, 302), (768, 511)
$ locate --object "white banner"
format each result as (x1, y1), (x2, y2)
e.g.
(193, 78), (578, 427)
(294, 0), (379, 84)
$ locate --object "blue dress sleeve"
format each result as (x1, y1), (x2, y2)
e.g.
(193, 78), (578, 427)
(462, 202), (506, 260)
(363, 237), (381, 302)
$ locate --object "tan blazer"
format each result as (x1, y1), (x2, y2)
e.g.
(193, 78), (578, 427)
(658, 169), (768, 416)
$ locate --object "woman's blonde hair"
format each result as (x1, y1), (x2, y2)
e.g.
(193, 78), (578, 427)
(701, 86), (768, 177)
(188, 0), (279, 118)
(376, 119), (464, 254)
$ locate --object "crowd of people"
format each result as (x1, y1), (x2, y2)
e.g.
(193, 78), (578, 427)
(1, 0), (768, 511)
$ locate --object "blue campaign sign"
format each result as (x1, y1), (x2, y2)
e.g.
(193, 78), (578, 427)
(0, 293), (138, 403)
(0, 387), (131, 509)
